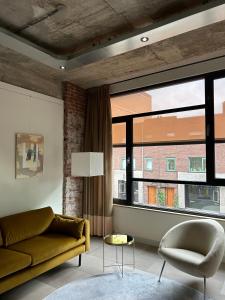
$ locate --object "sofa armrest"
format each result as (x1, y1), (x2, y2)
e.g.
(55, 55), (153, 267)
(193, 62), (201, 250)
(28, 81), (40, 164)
(56, 214), (90, 252)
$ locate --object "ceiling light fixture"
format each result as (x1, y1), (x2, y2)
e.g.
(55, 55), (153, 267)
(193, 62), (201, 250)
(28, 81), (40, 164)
(60, 65), (65, 70)
(140, 37), (149, 42)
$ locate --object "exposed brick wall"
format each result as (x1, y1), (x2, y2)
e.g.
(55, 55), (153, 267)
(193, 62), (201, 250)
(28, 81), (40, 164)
(63, 82), (87, 217)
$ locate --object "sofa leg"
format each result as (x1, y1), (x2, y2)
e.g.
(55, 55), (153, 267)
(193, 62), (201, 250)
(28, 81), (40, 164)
(78, 254), (82, 267)
(203, 277), (206, 300)
(158, 260), (166, 282)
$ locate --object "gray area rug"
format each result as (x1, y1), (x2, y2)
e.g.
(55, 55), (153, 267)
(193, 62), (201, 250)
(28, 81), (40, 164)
(44, 271), (211, 300)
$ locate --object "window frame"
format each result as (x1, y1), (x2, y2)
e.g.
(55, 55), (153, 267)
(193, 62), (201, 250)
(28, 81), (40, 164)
(166, 157), (176, 172)
(112, 69), (225, 218)
(189, 157), (206, 173)
(144, 157), (153, 171)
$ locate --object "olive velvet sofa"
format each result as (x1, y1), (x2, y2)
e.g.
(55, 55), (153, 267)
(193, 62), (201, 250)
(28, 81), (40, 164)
(0, 206), (90, 294)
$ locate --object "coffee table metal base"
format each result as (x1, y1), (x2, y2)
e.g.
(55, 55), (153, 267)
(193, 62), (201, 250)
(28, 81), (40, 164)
(103, 234), (135, 277)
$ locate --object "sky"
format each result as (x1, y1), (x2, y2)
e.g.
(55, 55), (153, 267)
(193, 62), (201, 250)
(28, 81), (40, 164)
(146, 78), (225, 117)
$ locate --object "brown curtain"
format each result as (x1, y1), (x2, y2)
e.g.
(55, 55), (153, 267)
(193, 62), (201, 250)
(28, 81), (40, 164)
(83, 85), (112, 236)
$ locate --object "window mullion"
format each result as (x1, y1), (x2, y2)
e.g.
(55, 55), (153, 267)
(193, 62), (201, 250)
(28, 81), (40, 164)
(126, 118), (133, 204)
(205, 76), (215, 184)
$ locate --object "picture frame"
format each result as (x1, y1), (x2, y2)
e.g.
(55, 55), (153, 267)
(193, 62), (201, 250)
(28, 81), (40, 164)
(15, 133), (44, 179)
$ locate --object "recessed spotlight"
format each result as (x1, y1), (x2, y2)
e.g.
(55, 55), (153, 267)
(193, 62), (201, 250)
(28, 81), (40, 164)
(140, 37), (149, 43)
(60, 65), (65, 70)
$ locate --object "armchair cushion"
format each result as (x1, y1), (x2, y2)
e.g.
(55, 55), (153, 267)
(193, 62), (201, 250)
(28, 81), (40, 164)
(48, 216), (85, 239)
(159, 247), (205, 277)
(159, 220), (219, 255)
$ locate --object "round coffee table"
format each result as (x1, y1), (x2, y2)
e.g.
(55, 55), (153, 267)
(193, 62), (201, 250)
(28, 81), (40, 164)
(103, 234), (135, 277)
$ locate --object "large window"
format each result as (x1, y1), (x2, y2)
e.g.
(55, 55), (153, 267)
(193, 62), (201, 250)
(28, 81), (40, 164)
(112, 74), (225, 217)
(214, 78), (225, 179)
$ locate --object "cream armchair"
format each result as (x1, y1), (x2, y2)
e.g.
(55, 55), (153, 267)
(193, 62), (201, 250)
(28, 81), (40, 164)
(158, 219), (225, 299)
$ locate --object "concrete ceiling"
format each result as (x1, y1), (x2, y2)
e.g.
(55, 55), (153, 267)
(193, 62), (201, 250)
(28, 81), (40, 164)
(0, 0), (225, 97)
(0, 0), (215, 54)
(65, 19), (225, 88)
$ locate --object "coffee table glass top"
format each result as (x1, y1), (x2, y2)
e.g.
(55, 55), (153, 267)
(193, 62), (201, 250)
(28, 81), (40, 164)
(104, 234), (134, 246)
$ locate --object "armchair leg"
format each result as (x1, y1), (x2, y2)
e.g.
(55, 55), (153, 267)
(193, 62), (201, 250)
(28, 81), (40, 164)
(78, 254), (82, 267)
(203, 277), (206, 300)
(158, 260), (166, 282)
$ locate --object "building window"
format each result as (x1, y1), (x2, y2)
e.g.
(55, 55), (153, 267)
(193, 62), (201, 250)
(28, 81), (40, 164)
(144, 158), (153, 171)
(189, 157), (206, 172)
(166, 158), (176, 172)
(121, 158), (136, 170)
(112, 147), (126, 201)
(118, 180), (139, 201)
(121, 158), (126, 170)
(118, 180), (126, 199)
(185, 185), (220, 212)
(133, 158), (136, 170)
(133, 181), (139, 202)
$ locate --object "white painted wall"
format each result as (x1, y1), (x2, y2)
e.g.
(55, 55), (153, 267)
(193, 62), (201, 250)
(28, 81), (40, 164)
(0, 81), (63, 217)
(113, 204), (225, 261)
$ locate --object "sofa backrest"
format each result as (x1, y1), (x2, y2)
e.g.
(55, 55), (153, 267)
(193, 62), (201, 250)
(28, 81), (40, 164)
(0, 207), (54, 246)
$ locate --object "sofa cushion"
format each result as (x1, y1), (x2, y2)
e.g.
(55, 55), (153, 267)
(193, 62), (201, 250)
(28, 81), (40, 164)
(9, 233), (85, 266)
(48, 216), (85, 239)
(0, 207), (54, 246)
(0, 248), (31, 279)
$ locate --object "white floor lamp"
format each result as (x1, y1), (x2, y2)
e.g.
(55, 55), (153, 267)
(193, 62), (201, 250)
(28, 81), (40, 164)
(71, 152), (105, 235)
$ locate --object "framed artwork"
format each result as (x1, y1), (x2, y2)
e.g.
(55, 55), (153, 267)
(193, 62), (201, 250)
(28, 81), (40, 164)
(16, 133), (44, 179)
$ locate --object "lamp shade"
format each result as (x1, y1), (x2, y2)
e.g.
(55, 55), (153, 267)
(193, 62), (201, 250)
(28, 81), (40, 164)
(71, 152), (104, 177)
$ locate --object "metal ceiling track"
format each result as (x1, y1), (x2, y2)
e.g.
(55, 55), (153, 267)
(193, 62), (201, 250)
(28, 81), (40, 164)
(0, 1), (225, 70)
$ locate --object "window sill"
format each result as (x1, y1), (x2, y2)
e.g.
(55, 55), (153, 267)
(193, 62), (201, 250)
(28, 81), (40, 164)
(113, 202), (225, 222)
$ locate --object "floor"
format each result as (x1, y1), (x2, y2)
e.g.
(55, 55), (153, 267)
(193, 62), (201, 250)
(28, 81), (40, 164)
(1, 237), (225, 300)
